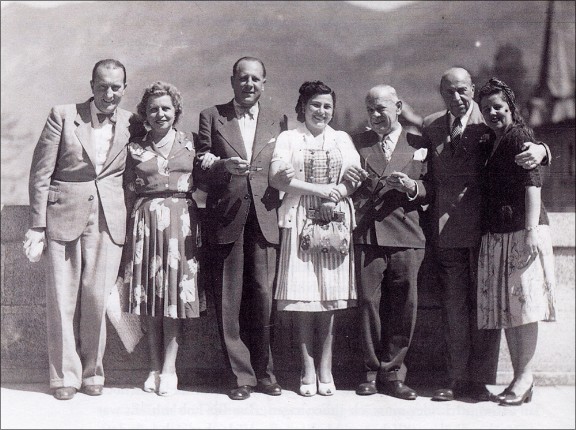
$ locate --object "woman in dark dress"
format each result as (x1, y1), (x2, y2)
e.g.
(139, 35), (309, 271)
(476, 78), (556, 406)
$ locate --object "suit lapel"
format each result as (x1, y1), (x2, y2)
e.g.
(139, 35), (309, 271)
(217, 101), (247, 159)
(363, 131), (387, 178)
(386, 130), (414, 173)
(74, 100), (97, 167)
(101, 108), (131, 172)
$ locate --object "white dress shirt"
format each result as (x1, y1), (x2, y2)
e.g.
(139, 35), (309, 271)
(89, 101), (115, 175)
(233, 100), (258, 161)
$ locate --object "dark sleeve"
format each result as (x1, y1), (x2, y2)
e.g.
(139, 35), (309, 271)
(194, 110), (231, 189)
(509, 128), (543, 187)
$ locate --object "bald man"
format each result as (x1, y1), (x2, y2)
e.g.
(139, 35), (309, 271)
(344, 85), (431, 400)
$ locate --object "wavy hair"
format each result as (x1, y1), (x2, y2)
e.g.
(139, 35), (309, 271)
(137, 81), (183, 125)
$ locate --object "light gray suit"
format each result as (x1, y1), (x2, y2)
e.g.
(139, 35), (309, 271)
(28, 99), (144, 389)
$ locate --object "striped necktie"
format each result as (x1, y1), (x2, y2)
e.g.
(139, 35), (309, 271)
(450, 117), (462, 152)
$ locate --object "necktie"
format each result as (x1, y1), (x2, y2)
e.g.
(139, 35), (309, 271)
(97, 112), (116, 124)
(234, 105), (255, 119)
(450, 117), (462, 152)
(381, 136), (392, 161)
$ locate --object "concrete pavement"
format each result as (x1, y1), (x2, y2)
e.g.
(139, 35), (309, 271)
(1, 382), (574, 429)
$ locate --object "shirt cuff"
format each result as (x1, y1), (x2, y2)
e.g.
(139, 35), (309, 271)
(406, 182), (419, 201)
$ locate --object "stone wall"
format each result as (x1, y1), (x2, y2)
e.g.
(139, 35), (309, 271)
(1, 206), (574, 387)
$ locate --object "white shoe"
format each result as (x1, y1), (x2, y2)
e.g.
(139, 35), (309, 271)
(143, 371), (160, 393)
(158, 373), (178, 396)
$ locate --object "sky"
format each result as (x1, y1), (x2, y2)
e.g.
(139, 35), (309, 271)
(1, 0), (416, 10)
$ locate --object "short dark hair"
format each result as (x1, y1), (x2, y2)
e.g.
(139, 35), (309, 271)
(232, 56), (266, 78)
(137, 81), (183, 125)
(295, 80), (336, 123)
(92, 59), (127, 84)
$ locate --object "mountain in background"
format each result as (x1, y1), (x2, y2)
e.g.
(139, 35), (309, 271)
(1, 0), (557, 204)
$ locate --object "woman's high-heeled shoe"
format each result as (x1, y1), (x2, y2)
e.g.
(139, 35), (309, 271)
(158, 373), (178, 396)
(499, 383), (533, 406)
(495, 386), (513, 402)
(299, 371), (317, 397)
(143, 370), (160, 393)
(317, 371), (336, 396)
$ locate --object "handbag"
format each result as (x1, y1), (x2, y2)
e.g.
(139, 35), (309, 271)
(299, 209), (350, 255)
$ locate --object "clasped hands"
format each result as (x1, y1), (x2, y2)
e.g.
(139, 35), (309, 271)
(224, 156), (296, 182)
(342, 166), (416, 196)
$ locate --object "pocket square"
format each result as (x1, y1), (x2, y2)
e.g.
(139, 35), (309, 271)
(412, 148), (428, 161)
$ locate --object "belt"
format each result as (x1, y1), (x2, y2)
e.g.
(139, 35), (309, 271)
(141, 192), (192, 199)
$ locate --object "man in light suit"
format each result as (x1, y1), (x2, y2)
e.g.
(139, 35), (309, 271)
(343, 85), (430, 400)
(411, 67), (549, 401)
(25, 59), (145, 400)
(195, 57), (290, 400)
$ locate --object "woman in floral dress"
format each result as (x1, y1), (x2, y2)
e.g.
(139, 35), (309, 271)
(476, 78), (556, 406)
(122, 81), (215, 396)
(269, 81), (361, 396)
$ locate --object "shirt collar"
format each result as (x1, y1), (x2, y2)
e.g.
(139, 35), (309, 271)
(376, 124), (402, 145)
(90, 100), (117, 125)
(449, 103), (473, 130)
(233, 100), (259, 119)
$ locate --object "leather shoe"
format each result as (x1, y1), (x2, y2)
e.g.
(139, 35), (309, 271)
(468, 382), (496, 402)
(356, 381), (377, 396)
(82, 384), (103, 396)
(228, 385), (254, 400)
(432, 380), (466, 401)
(378, 380), (417, 400)
(255, 382), (282, 396)
(53, 386), (77, 400)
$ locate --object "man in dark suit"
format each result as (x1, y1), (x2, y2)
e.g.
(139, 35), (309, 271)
(25, 59), (145, 400)
(343, 85), (430, 400)
(195, 56), (290, 400)
(413, 67), (549, 401)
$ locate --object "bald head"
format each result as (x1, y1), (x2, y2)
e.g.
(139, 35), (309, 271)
(440, 67), (475, 118)
(366, 84), (400, 104)
(365, 84), (402, 136)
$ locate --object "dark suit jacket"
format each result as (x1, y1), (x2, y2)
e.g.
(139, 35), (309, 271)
(417, 102), (492, 248)
(352, 129), (430, 248)
(195, 100), (287, 245)
(28, 99), (145, 244)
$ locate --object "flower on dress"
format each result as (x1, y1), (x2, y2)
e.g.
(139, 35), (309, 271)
(180, 209), (192, 237)
(154, 268), (165, 299)
(187, 258), (198, 275)
(150, 200), (170, 231)
(479, 133), (492, 146)
(167, 238), (181, 269)
(157, 157), (170, 176)
(129, 143), (155, 162)
(167, 305), (178, 318)
(176, 173), (191, 192)
(179, 275), (197, 303)
(133, 284), (145, 305)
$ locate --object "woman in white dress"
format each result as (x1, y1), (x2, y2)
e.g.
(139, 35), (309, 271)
(269, 81), (361, 396)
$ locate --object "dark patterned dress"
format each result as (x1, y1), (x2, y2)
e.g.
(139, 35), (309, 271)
(122, 130), (206, 319)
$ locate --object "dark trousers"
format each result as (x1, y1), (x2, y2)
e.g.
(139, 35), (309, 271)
(435, 246), (501, 385)
(210, 206), (278, 387)
(355, 244), (423, 383)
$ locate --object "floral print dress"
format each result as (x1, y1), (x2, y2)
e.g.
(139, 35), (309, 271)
(122, 130), (206, 319)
